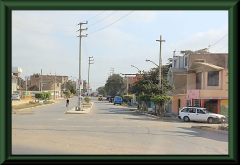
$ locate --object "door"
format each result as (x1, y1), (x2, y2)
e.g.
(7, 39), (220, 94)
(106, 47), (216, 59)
(196, 109), (208, 122)
(187, 107), (197, 121)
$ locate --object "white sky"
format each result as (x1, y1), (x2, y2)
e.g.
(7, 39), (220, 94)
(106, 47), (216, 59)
(12, 10), (228, 91)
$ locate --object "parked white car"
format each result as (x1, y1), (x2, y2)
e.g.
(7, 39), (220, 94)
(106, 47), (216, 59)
(12, 93), (20, 101)
(178, 106), (227, 124)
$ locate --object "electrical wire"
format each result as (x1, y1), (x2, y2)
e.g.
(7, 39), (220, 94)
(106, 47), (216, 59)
(209, 34), (228, 49)
(215, 44), (228, 53)
(88, 11), (134, 35)
(13, 13), (76, 26)
(87, 11), (117, 28)
(12, 25), (76, 37)
(86, 11), (105, 21)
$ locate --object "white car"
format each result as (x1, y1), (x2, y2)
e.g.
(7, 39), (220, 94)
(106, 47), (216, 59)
(12, 93), (21, 101)
(178, 106), (227, 124)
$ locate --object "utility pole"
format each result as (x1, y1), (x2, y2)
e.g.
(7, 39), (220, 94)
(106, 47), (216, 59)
(88, 56), (94, 96)
(156, 35), (165, 92)
(54, 72), (56, 100)
(40, 69), (42, 92)
(25, 70), (28, 99)
(76, 21), (88, 111)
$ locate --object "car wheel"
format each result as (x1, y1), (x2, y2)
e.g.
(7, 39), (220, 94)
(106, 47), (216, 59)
(208, 117), (214, 124)
(183, 116), (190, 122)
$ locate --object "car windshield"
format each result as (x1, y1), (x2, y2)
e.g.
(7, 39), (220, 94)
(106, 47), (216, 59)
(202, 108), (210, 113)
(115, 96), (121, 99)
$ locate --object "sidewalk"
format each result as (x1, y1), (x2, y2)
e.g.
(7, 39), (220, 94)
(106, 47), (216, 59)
(126, 104), (228, 135)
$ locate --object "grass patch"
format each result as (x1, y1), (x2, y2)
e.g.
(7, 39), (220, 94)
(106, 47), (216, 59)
(12, 100), (54, 110)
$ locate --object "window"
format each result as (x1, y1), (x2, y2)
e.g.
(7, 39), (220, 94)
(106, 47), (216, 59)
(181, 108), (189, 112)
(207, 71), (219, 86)
(197, 109), (205, 114)
(189, 108), (196, 113)
(185, 57), (187, 66)
(196, 72), (202, 89)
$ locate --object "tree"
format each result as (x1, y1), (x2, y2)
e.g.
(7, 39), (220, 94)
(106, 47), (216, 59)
(130, 67), (174, 117)
(104, 74), (126, 96)
(61, 80), (76, 94)
(63, 89), (71, 98)
(180, 48), (209, 55)
(17, 77), (24, 89)
(28, 85), (39, 91)
(96, 86), (107, 96)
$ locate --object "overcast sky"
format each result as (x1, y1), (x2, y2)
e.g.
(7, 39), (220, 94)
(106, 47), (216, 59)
(12, 10), (228, 91)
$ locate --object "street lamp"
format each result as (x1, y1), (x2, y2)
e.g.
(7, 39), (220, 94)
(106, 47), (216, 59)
(131, 65), (141, 73)
(146, 59), (159, 67)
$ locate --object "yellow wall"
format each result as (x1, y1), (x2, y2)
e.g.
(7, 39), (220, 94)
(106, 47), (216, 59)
(187, 73), (196, 89)
(172, 94), (187, 115)
(220, 100), (228, 116)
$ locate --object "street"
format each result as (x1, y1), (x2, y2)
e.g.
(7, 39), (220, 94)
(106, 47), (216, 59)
(12, 97), (228, 155)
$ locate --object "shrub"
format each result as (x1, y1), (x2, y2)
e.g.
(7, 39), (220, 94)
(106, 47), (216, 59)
(84, 97), (91, 103)
(122, 95), (133, 103)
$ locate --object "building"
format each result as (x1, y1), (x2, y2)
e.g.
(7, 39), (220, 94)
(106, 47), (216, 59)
(167, 53), (228, 116)
(12, 67), (22, 94)
(28, 74), (69, 99)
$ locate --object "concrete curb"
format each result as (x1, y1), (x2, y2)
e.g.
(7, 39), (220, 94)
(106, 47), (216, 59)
(65, 102), (94, 114)
(191, 126), (228, 135)
(129, 107), (228, 135)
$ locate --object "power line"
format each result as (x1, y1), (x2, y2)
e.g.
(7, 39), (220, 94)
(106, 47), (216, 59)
(88, 11), (134, 35)
(13, 21), (73, 32)
(12, 25), (75, 37)
(215, 44), (228, 52)
(12, 11), (133, 37)
(87, 11), (117, 28)
(86, 11), (105, 20)
(13, 13), (75, 26)
(209, 34), (228, 49)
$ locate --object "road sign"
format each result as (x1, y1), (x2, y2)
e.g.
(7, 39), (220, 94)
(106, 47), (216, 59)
(76, 79), (83, 89)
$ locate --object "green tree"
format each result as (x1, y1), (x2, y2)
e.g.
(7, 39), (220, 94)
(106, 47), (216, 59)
(63, 89), (71, 98)
(130, 67), (174, 117)
(97, 86), (107, 96)
(62, 80), (76, 94)
(104, 74), (126, 96)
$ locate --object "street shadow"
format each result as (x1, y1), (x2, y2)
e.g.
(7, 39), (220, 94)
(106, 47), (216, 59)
(161, 126), (228, 142)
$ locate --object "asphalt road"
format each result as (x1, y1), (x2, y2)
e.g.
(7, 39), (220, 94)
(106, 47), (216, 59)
(12, 96), (228, 155)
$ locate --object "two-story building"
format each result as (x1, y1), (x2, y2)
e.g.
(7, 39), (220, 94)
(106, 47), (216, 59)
(167, 53), (228, 116)
(30, 74), (69, 99)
